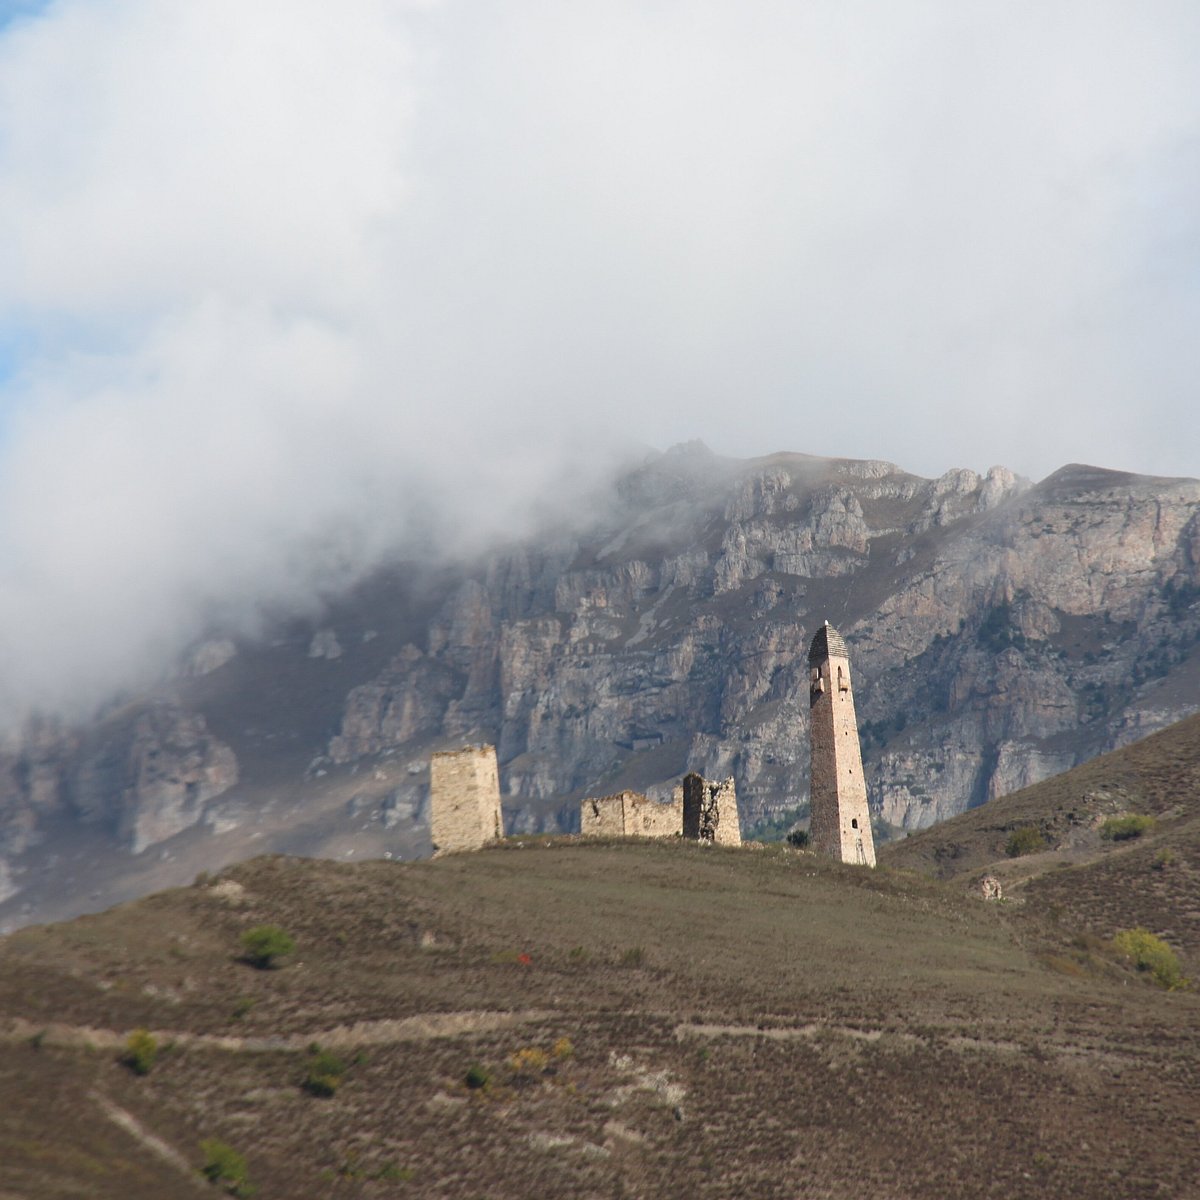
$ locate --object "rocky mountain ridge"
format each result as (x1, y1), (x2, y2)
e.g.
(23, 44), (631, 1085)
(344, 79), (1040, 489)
(2, 444), (1198, 928)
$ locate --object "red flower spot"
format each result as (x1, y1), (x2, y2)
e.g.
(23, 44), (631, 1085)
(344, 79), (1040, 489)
(517, 953), (533, 966)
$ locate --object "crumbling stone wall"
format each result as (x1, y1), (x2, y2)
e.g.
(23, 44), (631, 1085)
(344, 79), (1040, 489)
(581, 792), (627, 837)
(633, 790), (683, 837)
(429, 744), (502, 856)
(808, 622), (876, 867)
(680, 773), (742, 846)
(580, 789), (681, 838)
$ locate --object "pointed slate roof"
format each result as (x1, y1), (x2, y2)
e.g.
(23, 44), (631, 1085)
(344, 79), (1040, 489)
(807, 620), (848, 665)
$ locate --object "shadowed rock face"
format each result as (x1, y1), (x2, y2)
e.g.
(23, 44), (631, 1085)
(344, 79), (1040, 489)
(1, 447), (1199, 925)
(0, 702), (236, 863)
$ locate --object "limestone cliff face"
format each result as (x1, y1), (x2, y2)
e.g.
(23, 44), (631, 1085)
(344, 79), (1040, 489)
(1, 447), (1198, 926)
(0, 702), (237, 862)
(322, 451), (1200, 835)
(329, 645), (458, 761)
(119, 705), (239, 854)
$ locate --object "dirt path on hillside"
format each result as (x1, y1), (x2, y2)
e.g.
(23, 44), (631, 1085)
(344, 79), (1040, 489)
(0, 1008), (555, 1054)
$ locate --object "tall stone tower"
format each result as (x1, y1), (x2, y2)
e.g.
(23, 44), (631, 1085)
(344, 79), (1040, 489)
(807, 622), (876, 867)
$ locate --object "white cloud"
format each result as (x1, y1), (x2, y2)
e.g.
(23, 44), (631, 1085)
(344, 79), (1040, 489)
(0, 0), (1199, 719)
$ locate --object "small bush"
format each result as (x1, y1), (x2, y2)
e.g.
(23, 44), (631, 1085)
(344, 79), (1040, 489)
(230, 997), (256, 1021)
(1152, 849), (1175, 871)
(510, 1046), (550, 1075)
(551, 1037), (574, 1060)
(786, 828), (810, 849)
(1112, 928), (1187, 990)
(376, 1163), (414, 1182)
(464, 1064), (490, 1090)
(334, 1155), (413, 1183)
(200, 1138), (255, 1197)
(568, 945), (588, 962)
(620, 946), (646, 967)
(1005, 826), (1047, 857)
(240, 925), (295, 969)
(122, 1029), (157, 1076)
(302, 1046), (346, 1098)
(1100, 814), (1156, 841)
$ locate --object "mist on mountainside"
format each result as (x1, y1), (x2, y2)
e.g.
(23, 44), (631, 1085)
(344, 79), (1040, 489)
(2, 2), (1200, 729)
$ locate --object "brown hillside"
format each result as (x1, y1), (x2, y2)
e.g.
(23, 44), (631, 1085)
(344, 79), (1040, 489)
(881, 712), (1200, 955)
(1, 840), (1198, 1199)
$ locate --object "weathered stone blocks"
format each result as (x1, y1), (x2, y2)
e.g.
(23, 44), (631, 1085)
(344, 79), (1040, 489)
(580, 790), (681, 838)
(680, 773), (742, 845)
(580, 773), (742, 845)
(429, 744), (502, 856)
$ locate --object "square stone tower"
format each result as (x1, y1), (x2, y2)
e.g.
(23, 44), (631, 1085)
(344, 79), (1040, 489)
(429, 744), (502, 856)
(807, 622), (875, 866)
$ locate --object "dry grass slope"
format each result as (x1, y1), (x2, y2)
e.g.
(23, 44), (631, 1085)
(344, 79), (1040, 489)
(1, 839), (1198, 1199)
(882, 712), (1200, 959)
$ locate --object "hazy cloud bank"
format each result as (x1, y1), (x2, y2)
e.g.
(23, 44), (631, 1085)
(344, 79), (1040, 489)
(0, 0), (1198, 721)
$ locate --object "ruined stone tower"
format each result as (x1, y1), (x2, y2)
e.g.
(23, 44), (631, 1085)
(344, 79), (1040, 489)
(680, 773), (742, 846)
(807, 622), (875, 867)
(429, 744), (502, 856)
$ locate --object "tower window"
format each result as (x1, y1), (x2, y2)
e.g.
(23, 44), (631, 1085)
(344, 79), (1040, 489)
(851, 818), (858, 829)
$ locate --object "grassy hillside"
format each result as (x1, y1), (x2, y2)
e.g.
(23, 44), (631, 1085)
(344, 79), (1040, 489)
(881, 713), (1200, 957)
(1, 839), (1198, 1199)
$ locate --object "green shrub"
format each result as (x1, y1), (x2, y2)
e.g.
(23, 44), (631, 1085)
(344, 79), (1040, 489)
(302, 1046), (346, 1098)
(746, 803), (809, 842)
(122, 1029), (157, 1076)
(1152, 849), (1175, 871)
(200, 1138), (255, 1197)
(334, 1154), (413, 1182)
(1005, 826), (1047, 857)
(239, 924), (295, 969)
(1112, 928), (1187, 990)
(620, 946), (646, 967)
(786, 828), (810, 848)
(464, 1064), (490, 1090)
(1100, 814), (1156, 841)
(230, 997), (256, 1021)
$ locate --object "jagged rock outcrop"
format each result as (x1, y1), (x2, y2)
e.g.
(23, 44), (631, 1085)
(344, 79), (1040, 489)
(329, 645), (457, 761)
(119, 705), (239, 854)
(0, 702), (237, 861)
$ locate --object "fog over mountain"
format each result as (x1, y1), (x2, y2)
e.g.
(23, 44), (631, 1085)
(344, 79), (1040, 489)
(1, 1), (1198, 724)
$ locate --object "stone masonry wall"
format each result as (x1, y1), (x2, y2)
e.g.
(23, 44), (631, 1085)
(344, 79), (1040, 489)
(580, 789), (681, 838)
(429, 744), (502, 856)
(680, 773), (743, 846)
(809, 632), (876, 866)
(630, 791), (683, 837)
(581, 792), (627, 837)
